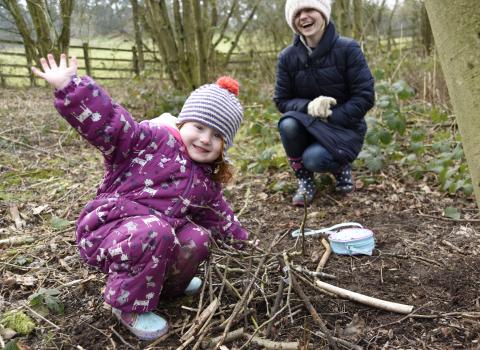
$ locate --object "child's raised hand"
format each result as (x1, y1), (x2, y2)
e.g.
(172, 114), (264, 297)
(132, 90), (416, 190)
(32, 53), (78, 90)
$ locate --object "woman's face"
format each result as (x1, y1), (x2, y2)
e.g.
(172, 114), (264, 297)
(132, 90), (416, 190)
(294, 8), (325, 45)
(179, 122), (223, 163)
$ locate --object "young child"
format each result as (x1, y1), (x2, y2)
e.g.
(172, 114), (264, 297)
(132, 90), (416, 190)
(274, 0), (375, 206)
(32, 54), (248, 340)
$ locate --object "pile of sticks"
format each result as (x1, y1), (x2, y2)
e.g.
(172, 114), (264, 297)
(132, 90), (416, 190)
(147, 229), (413, 350)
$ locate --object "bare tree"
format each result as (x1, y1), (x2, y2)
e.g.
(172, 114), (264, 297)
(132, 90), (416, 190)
(130, 0), (145, 71)
(144, 0), (261, 91)
(424, 0), (480, 209)
(352, 0), (363, 40)
(2, 0), (73, 65)
(333, 0), (351, 36)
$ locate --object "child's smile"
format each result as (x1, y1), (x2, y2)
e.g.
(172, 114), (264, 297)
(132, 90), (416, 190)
(179, 122), (223, 163)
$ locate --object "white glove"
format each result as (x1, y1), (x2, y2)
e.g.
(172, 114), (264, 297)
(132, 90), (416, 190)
(307, 96), (337, 119)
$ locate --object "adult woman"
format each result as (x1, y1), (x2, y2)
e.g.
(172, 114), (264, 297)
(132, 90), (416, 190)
(274, 0), (375, 206)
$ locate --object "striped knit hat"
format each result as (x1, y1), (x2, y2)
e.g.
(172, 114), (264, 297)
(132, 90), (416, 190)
(177, 77), (243, 152)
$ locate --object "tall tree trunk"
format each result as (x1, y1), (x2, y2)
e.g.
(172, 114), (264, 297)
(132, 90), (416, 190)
(4, 0), (73, 63)
(420, 1), (433, 55)
(130, 0), (145, 71)
(386, 0), (399, 52)
(144, 0), (257, 91)
(333, 0), (351, 37)
(424, 0), (480, 209)
(352, 0), (363, 41)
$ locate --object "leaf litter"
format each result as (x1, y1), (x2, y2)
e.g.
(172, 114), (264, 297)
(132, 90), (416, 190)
(0, 87), (479, 349)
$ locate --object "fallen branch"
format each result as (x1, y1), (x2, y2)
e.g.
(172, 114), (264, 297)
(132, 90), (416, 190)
(316, 238), (332, 272)
(181, 298), (220, 342)
(279, 253), (338, 350)
(201, 327), (244, 349)
(243, 333), (300, 350)
(314, 280), (414, 314)
(0, 236), (35, 247)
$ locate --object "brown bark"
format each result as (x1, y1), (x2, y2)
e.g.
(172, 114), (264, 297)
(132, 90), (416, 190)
(130, 0), (145, 71)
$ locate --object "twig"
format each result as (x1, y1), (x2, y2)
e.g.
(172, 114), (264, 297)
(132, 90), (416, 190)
(181, 298), (220, 342)
(265, 277), (285, 338)
(213, 233), (280, 350)
(236, 185), (251, 218)
(109, 326), (135, 349)
(416, 212), (480, 223)
(300, 194), (308, 256)
(309, 330), (363, 350)
(0, 134), (67, 160)
(314, 280), (414, 314)
(292, 264), (337, 280)
(243, 333), (300, 350)
(279, 253), (338, 350)
(0, 236), (35, 247)
(316, 238), (332, 272)
(23, 303), (60, 330)
(201, 328), (244, 349)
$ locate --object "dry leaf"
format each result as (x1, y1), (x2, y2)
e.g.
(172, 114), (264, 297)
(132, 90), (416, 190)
(32, 204), (49, 215)
(338, 313), (365, 341)
(0, 327), (17, 340)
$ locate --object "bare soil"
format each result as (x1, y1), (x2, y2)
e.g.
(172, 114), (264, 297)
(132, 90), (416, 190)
(1, 87), (479, 350)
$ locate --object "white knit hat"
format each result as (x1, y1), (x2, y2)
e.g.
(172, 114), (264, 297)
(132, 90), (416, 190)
(177, 77), (243, 152)
(285, 0), (331, 33)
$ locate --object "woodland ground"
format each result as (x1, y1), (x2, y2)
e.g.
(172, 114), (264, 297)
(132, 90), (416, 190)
(0, 86), (479, 350)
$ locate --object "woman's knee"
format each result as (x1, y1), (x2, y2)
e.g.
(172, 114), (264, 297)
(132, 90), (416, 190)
(303, 144), (338, 172)
(278, 117), (304, 138)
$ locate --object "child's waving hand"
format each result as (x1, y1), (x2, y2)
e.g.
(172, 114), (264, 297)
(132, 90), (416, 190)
(32, 53), (77, 90)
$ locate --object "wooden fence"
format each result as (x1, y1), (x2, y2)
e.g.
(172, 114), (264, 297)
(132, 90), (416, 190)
(0, 39), (277, 87)
(0, 39), (166, 87)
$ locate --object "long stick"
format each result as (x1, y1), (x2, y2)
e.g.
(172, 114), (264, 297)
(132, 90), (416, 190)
(279, 254), (338, 350)
(314, 280), (414, 314)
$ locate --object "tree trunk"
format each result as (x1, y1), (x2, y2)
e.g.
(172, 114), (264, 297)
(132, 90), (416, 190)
(352, 0), (363, 41)
(4, 0), (73, 63)
(144, 0), (257, 91)
(420, 1), (433, 55)
(130, 0), (145, 71)
(333, 0), (351, 37)
(386, 0), (399, 52)
(424, 0), (480, 209)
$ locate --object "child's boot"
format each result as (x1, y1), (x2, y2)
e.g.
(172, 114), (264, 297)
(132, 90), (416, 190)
(112, 308), (169, 341)
(184, 277), (202, 295)
(333, 164), (355, 194)
(289, 157), (316, 206)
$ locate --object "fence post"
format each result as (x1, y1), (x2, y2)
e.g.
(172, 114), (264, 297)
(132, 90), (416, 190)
(0, 70), (5, 88)
(83, 43), (92, 77)
(132, 46), (140, 76)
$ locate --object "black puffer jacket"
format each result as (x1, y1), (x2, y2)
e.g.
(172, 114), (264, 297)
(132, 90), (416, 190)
(274, 22), (375, 164)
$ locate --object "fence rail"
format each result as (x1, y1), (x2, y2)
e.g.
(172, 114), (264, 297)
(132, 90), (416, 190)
(0, 39), (277, 87)
(0, 40), (163, 86)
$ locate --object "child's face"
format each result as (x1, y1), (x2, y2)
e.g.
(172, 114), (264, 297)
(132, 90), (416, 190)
(294, 8), (325, 40)
(179, 122), (223, 163)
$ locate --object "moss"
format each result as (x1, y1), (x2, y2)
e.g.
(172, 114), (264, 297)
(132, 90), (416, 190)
(1, 311), (36, 335)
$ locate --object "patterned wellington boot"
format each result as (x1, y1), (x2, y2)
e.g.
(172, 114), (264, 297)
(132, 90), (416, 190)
(112, 308), (169, 341)
(333, 164), (355, 194)
(184, 277), (202, 295)
(289, 157), (316, 206)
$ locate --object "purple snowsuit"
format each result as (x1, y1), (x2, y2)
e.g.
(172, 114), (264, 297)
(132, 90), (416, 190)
(54, 76), (248, 313)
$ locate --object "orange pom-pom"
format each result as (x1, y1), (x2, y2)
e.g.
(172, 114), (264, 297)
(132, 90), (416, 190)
(216, 76), (239, 96)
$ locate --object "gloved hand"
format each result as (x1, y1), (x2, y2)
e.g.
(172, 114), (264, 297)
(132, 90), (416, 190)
(307, 96), (337, 119)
